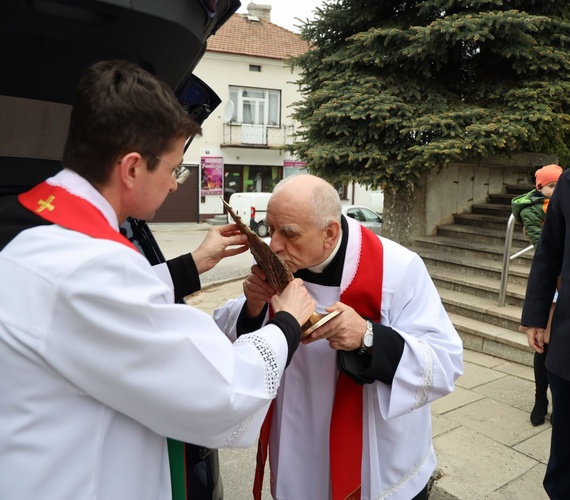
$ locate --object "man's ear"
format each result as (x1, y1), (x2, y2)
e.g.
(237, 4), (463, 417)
(117, 152), (144, 189)
(324, 220), (341, 248)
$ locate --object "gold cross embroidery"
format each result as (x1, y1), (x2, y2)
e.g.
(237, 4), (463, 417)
(36, 195), (55, 213)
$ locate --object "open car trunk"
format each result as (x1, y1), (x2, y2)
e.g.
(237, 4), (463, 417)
(0, 1), (241, 498)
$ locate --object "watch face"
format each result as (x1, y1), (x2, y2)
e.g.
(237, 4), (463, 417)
(363, 333), (374, 348)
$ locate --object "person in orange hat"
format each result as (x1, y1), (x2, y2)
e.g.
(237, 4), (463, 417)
(512, 164), (564, 247)
(514, 164), (563, 425)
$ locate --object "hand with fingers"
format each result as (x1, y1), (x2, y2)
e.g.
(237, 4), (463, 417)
(191, 223), (249, 275)
(242, 265), (315, 330)
(242, 264), (278, 318)
(302, 301), (368, 351)
(271, 279), (316, 330)
(519, 325), (546, 354)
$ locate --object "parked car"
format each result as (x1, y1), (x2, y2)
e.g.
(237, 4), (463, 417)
(342, 205), (383, 235)
(0, 1), (241, 499)
(226, 192), (272, 237)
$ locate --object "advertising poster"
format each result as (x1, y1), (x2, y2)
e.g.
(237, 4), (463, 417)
(283, 160), (306, 168)
(201, 156), (223, 195)
(283, 159), (307, 178)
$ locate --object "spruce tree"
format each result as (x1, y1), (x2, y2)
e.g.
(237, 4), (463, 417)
(290, 0), (570, 192)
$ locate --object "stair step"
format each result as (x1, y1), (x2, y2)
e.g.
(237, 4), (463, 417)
(472, 203), (513, 217)
(429, 267), (527, 307)
(436, 223), (531, 249)
(416, 248), (531, 286)
(438, 287), (522, 331)
(453, 212), (520, 231)
(505, 184), (534, 195)
(413, 236), (534, 263)
(422, 183), (538, 366)
(206, 218), (226, 226)
(488, 193), (518, 205)
(447, 313), (533, 367)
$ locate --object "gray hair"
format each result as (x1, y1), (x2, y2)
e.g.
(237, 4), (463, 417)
(273, 175), (342, 229)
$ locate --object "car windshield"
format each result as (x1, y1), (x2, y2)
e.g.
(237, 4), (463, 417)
(361, 207), (381, 222)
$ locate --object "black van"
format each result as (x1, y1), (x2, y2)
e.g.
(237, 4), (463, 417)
(0, 1), (241, 498)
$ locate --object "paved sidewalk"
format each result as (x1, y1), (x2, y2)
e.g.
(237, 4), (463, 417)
(184, 278), (552, 500)
(148, 222), (255, 286)
(152, 223), (552, 499)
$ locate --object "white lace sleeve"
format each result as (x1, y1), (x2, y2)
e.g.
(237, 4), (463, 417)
(213, 295), (247, 342)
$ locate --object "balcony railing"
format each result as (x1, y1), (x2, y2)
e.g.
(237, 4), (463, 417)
(222, 123), (295, 148)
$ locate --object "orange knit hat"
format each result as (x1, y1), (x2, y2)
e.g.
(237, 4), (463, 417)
(535, 164), (563, 190)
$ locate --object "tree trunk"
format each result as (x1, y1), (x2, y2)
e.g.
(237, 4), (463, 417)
(382, 183), (422, 247)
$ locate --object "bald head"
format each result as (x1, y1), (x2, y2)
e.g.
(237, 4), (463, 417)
(266, 175), (342, 271)
(272, 175), (342, 229)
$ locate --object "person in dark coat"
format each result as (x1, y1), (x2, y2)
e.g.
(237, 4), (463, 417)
(520, 166), (570, 500)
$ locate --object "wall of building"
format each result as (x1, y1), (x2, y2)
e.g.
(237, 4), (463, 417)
(382, 153), (558, 245)
(185, 51), (303, 220)
(184, 50), (384, 220)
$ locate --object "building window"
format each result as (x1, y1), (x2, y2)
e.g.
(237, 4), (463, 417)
(229, 86), (281, 126)
(335, 182), (348, 200)
(249, 64), (262, 72)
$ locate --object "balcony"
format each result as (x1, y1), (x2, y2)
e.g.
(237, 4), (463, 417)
(222, 123), (295, 148)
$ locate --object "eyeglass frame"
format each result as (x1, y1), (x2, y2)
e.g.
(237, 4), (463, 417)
(142, 152), (190, 185)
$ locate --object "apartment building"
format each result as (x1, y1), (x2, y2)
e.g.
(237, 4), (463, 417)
(154, 3), (383, 222)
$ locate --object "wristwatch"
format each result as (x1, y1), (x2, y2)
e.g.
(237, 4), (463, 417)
(359, 320), (374, 354)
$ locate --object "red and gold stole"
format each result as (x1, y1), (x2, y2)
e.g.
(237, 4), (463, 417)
(253, 224), (383, 500)
(19, 181), (189, 500)
(18, 182), (136, 250)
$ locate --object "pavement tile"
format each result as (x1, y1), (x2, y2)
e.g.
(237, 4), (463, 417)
(432, 413), (461, 438)
(514, 427), (552, 464)
(471, 375), (536, 413)
(431, 385), (485, 415)
(218, 446), (271, 498)
(463, 349), (507, 368)
(455, 361), (507, 390)
(442, 398), (545, 447)
(432, 426), (539, 499)
(185, 280), (244, 315)
(486, 463), (549, 499)
(492, 360), (535, 381)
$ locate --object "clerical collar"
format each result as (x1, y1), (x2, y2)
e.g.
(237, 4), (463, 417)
(48, 169), (120, 230)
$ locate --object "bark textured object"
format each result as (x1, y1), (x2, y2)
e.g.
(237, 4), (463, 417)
(222, 198), (293, 292)
(222, 198), (339, 335)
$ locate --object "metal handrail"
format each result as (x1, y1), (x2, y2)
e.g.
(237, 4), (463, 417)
(498, 213), (534, 306)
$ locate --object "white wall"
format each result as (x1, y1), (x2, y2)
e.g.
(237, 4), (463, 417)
(350, 183), (384, 214)
(185, 52), (302, 216)
(186, 51), (385, 217)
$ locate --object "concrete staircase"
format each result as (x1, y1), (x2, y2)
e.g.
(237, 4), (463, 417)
(206, 214), (228, 226)
(410, 184), (536, 367)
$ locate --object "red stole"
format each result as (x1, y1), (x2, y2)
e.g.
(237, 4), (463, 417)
(18, 182), (137, 251)
(253, 225), (384, 500)
(18, 181), (189, 500)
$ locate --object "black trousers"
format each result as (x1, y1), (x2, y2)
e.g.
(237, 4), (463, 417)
(533, 345), (549, 398)
(544, 371), (570, 499)
(411, 483), (428, 500)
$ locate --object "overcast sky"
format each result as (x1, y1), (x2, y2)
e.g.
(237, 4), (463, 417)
(236, 0), (327, 33)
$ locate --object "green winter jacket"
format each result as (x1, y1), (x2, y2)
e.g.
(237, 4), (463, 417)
(511, 189), (548, 247)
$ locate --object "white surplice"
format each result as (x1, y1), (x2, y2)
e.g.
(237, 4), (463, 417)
(0, 170), (289, 500)
(214, 216), (464, 500)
